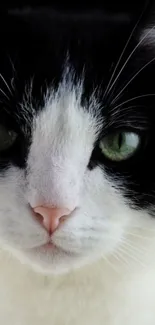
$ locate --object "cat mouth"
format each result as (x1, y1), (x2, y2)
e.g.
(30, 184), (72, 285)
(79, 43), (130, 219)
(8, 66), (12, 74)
(32, 241), (78, 257)
(39, 242), (56, 250)
(36, 240), (58, 250)
(34, 241), (70, 255)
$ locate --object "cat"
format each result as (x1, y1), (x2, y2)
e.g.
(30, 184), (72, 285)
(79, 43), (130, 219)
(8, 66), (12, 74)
(0, 3), (155, 324)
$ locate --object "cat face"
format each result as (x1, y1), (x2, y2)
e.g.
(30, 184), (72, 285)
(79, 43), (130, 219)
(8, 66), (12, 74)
(0, 7), (155, 274)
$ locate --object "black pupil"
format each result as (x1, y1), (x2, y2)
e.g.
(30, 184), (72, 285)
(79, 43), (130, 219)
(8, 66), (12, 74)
(118, 133), (123, 149)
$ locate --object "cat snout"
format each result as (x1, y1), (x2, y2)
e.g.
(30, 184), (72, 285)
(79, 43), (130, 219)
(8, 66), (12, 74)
(32, 206), (72, 234)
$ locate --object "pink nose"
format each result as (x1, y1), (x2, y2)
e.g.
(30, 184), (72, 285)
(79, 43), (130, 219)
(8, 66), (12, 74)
(33, 206), (71, 234)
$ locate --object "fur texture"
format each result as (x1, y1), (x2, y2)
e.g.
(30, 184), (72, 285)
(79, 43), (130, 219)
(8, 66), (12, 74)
(0, 4), (155, 324)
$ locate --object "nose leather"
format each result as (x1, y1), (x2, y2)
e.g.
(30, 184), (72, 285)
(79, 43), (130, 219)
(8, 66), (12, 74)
(33, 206), (71, 233)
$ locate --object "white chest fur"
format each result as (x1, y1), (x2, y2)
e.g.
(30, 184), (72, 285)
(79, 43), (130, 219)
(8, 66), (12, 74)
(0, 237), (155, 325)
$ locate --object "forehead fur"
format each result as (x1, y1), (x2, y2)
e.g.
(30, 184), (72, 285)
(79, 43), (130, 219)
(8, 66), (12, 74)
(26, 67), (102, 208)
(30, 65), (102, 152)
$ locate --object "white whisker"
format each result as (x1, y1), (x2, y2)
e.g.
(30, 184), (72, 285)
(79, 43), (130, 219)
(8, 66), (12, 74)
(118, 245), (146, 267)
(114, 250), (132, 269)
(0, 88), (9, 100)
(121, 237), (148, 254)
(112, 57), (155, 104)
(0, 73), (13, 96)
(125, 231), (154, 240)
(103, 255), (120, 274)
(110, 104), (140, 115)
(103, 6), (147, 99)
(107, 25), (155, 99)
(111, 93), (155, 111)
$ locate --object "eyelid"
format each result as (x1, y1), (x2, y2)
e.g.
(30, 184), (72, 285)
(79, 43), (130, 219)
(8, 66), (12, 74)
(98, 126), (146, 141)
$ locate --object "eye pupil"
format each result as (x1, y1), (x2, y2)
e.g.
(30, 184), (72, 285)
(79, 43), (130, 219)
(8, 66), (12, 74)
(118, 133), (123, 149)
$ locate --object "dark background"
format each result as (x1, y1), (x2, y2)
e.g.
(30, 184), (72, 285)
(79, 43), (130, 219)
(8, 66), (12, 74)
(0, 1), (152, 33)
(0, 1), (149, 12)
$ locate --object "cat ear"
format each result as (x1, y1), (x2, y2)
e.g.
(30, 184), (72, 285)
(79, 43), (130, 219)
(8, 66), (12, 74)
(137, 1), (155, 45)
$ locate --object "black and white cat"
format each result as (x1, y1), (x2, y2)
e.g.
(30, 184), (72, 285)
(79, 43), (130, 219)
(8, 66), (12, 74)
(0, 3), (155, 324)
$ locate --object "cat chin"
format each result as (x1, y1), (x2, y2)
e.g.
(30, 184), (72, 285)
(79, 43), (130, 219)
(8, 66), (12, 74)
(5, 243), (95, 275)
(0, 225), (124, 275)
(3, 235), (112, 275)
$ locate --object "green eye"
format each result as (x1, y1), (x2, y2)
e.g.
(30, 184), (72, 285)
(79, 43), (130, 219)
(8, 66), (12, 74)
(99, 131), (140, 161)
(0, 125), (17, 152)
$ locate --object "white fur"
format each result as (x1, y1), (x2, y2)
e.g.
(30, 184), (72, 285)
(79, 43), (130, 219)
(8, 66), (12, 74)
(139, 27), (155, 45)
(0, 72), (155, 323)
(1, 232), (155, 325)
